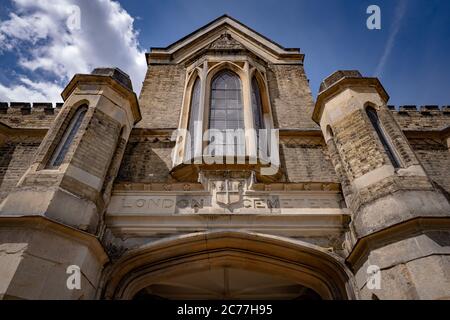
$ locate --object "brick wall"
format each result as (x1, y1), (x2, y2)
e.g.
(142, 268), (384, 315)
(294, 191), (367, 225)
(116, 133), (175, 183)
(350, 175), (434, 213)
(328, 107), (443, 212)
(280, 136), (338, 183)
(378, 108), (420, 167)
(57, 108), (122, 204)
(332, 109), (386, 181)
(267, 64), (318, 130)
(390, 107), (450, 131)
(410, 137), (450, 196)
(0, 136), (42, 202)
(114, 133), (338, 184)
(71, 109), (121, 179)
(137, 64), (186, 129)
(0, 103), (61, 129)
(138, 63), (319, 131)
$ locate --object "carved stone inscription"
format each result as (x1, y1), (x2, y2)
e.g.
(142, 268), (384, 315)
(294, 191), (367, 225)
(110, 193), (341, 215)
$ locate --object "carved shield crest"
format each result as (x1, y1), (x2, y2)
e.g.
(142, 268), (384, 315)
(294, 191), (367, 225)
(215, 179), (243, 206)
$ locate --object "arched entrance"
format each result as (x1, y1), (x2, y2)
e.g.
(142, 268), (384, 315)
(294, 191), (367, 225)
(133, 266), (322, 300)
(100, 231), (357, 300)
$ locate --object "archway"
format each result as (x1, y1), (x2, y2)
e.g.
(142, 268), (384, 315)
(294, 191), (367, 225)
(100, 231), (357, 300)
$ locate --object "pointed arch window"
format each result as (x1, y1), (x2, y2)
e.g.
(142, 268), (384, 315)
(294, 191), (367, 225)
(251, 77), (265, 130)
(209, 70), (244, 130)
(208, 70), (244, 156)
(187, 77), (201, 159)
(47, 106), (87, 168)
(366, 107), (401, 168)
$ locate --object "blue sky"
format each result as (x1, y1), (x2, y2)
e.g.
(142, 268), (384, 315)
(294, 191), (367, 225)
(0, 0), (449, 106)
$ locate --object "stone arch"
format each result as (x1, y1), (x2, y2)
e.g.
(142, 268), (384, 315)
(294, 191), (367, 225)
(100, 231), (357, 300)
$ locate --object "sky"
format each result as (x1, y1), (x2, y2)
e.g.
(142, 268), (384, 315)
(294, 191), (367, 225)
(0, 0), (449, 107)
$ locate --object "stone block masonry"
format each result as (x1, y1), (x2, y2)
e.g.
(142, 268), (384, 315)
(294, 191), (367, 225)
(0, 102), (62, 129)
(390, 105), (450, 131)
(137, 64), (186, 129)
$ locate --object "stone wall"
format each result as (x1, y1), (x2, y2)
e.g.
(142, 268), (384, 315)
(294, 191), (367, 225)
(0, 135), (42, 203)
(389, 105), (450, 131)
(332, 109), (387, 181)
(0, 102), (61, 129)
(137, 64), (186, 129)
(136, 63), (320, 130)
(1, 102), (449, 197)
(410, 136), (450, 196)
(114, 132), (339, 184)
(116, 131), (175, 183)
(280, 135), (338, 183)
(267, 64), (318, 130)
(71, 109), (121, 180)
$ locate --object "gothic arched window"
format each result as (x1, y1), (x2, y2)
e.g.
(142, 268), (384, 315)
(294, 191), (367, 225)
(366, 107), (400, 168)
(187, 77), (201, 159)
(209, 70), (244, 130)
(48, 106), (87, 168)
(208, 70), (244, 156)
(251, 77), (265, 130)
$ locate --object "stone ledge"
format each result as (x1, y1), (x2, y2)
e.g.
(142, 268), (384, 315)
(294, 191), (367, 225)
(0, 215), (108, 264)
(346, 216), (450, 271)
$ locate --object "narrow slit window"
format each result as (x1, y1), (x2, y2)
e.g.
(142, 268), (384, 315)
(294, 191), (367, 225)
(251, 77), (265, 130)
(48, 106), (87, 168)
(187, 77), (201, 160)
(366, 107), (401, 168)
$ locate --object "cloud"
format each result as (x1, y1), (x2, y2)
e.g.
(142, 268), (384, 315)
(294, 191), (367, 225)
(0, 0), (146, 102)
(374, 0), (408, 77)
(0, 78), (63, 101)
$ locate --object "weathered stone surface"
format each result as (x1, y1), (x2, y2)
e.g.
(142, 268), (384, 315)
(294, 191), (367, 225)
(267, 64), (318, 130)
(355, 233), (450, 300)
(0, 220), (107, 300)
(0, 16), (449, 300)
(137, 64), (186, 129)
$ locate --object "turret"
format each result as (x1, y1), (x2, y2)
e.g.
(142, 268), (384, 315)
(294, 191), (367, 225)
(0, 68), (141, 299)
(314, 71), (450, 299)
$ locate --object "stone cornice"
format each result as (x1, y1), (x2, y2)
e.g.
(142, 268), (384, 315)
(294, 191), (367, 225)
(313, 77), (390, 124)
(61, 74), (142, 124)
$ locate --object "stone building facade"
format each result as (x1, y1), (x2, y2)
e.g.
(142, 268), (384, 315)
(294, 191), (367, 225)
(0, 15), (449, 300)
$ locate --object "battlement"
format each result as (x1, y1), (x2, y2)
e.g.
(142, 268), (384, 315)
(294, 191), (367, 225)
(388, 105), (450, 131)
(0, 102), (63, 113)
(1, 100), (449, 132)
(0, 102), (62, 129)
(387, 105), (449, 112)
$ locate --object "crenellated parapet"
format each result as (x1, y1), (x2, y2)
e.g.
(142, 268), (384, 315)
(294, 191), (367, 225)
(387, 105), (450, 131)
(0, 101), (63, 129)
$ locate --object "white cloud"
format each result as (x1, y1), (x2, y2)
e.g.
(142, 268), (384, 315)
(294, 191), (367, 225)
(374, 0), (408, 77)
(0, 78), (63, 101)
(0, 0), (146, 102)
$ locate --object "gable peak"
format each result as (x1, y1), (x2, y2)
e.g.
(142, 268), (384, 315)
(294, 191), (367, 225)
(147, 14), (303, 65)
